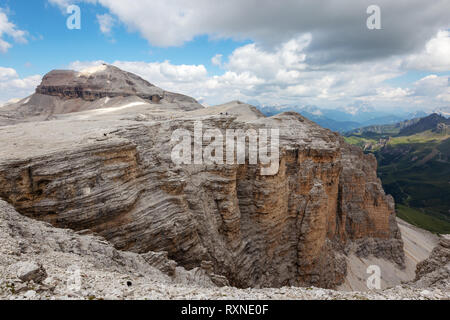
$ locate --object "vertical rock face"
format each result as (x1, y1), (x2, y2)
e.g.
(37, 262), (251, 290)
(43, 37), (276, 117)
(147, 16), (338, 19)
(338, 143), (405, 268)
(0, 66), (404, 289)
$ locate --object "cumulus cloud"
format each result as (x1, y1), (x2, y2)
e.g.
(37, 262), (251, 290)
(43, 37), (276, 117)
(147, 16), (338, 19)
(211, 54), (223, 67)
(5, 51), (446, 112)
(69, 59), (208, 90)
(0, 5), (440, 112)
(0, 67), (41, 104)
(66, 40), (406, 109)
(37, 1), (450, 110)
(0, 67), (18, 81)
(412, 74), (450, 102)
(0, 9), (28, 53)
(49, 0), (450, 64)
(97, 13), (115, 35)
(374, 87), (412, 101)
(226, 35), (310, 79)
(404, 31), (450, 72)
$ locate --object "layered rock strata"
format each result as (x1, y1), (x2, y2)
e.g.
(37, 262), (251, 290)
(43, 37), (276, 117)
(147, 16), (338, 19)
(0, 199), (445, 300)
(0, 66), (405, 289)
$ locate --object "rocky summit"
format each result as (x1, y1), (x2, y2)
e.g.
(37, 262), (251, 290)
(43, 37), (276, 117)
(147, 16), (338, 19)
(0, 65), (447, 299)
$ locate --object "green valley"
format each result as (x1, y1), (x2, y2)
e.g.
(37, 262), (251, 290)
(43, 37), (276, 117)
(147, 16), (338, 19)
(345, 113), (450, 234)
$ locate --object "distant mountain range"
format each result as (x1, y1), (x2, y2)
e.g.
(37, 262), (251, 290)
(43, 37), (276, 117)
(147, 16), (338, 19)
(256, 104), (442, 132)
(344, 113), (450, 234)
(398, 113), (450, 136)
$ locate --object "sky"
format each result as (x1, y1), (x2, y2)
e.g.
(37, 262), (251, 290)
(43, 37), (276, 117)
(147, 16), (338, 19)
(0, 0), (449, 113)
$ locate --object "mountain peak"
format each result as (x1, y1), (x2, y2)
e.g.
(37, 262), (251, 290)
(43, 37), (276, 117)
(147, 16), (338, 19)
(399, 112), (450, 136)
(36, 64), (164, 102)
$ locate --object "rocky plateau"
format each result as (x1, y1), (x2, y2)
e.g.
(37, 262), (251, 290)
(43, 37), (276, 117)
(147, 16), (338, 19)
(0, 64), (447, 299)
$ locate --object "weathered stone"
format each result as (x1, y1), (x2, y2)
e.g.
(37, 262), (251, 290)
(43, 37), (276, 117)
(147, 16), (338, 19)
(14, 261), (47, 284)
(35, 65), (164, 102)
(0, 65), (405, 290)
(414, 236), (450, 288)
(141, 251), (177, 277)
(0, 182), (446, 299)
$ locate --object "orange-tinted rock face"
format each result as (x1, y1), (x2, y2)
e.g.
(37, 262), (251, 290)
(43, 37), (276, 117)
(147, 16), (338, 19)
(339, 143), (399, 240)
(0, 67), (404, 289)
(0, 115), (404, 289)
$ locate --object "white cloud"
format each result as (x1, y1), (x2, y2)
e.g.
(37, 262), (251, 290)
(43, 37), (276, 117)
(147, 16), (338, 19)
(413, 74), (450, 103)
(415, 74), (447, 87)
(0, 19), (442, 112)
(69, 60), (208, 92)
(226, 35), (310, 80)
(0, 38), (11, 53)
(374, 87), (412, 100)
(0, 9), (28, 53)
(66, 37), (407, 108)
(5, 1), (448, 112)
(43, 0), (449, 111)
(0, 67), (18, 81)
(404, 30), (450, 72)
(211, 54), (222, 67)
(4, 50), (447, 113)
(48, 0), (450, 65)
(436, 92), (450, 102)
(97, 13), (115, 35)
(0, 67), (41, 104)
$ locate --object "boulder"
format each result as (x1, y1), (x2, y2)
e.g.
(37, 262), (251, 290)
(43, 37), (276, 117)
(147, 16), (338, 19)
(15, 262), (47, 284)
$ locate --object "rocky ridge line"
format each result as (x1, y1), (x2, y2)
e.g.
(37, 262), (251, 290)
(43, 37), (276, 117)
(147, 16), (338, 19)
(0, 65), (406, 289)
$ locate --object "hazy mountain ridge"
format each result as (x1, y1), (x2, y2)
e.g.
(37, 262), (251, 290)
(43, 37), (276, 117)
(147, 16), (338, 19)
(257, 105), (428, 132)
(399, 114), (450, 136)
(347, 118), (423, 136)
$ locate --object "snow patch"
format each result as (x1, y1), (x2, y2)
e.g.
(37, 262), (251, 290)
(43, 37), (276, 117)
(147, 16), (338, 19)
(78, 64), (108, 77)
(93, 101), (148, 114)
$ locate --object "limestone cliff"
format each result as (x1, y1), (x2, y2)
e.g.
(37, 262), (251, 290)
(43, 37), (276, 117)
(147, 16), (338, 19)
(0, 65), (404, 289)
(0, 199), (445, 300)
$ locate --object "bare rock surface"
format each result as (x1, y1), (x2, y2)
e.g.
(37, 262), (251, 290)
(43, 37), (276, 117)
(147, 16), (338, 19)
(188, 100), (265, 121)
(0, 65), (410, 290)
(0, 199), (223, 300)
(36, 64), (164, 100)
(339, 218), (441, 291)
(0, 65), (201, 126)
(414, 236), (450, 289)
(14, 261), (47, 284)
(0, 200), (447, 300)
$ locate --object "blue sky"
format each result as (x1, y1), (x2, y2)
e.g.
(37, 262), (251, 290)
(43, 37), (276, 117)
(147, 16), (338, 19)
(0, 0), (449, 111)
(1, 0), (248, 77)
